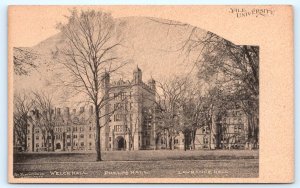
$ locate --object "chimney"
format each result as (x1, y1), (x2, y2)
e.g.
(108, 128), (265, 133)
(64, 107), (70, 117)
(57, 108), (61, 115)
(80, 107), (85, 113)
(30, 110), (35, 117)
(89, 105), (93, 115)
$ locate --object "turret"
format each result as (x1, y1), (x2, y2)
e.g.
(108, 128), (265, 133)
(63, 107), (70, 120)
(80, 107), (84, 113)
(133, 65), (142, 84)
(89, 105), (93, 115)
(101, 70), (110, 88)
(148, 77), (156, 91)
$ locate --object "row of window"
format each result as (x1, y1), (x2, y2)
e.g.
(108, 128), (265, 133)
(114, 125), (124, 132)
(32, 133), (94, 140)
(113, 114), (136, 122)
(113, 102), (134, 111)
(35, 142), (94, 148)
(113, 92), (132, 101)
(31, 126), (95, 134)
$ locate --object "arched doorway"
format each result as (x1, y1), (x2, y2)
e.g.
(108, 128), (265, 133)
(56, 143), (61, 150)
(115, 136), (125, 150)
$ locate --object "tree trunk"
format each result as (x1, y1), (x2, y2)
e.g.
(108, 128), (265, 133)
(95, 104), (102, 161)
(51, 130), (55, 152)
(31, 126), (34, 152)
(24, 125), (28, 151)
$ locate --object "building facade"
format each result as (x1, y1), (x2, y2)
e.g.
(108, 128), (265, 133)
(100, 66), (157, 151)
(24, 67), (251, 152)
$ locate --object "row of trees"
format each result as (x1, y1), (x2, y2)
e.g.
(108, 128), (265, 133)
(14, 92), (57, 152)
(14, 10), (259, 161)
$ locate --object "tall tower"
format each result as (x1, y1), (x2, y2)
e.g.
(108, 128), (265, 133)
(101, 70), (110, 89)
(100, 71), (110, 151)
(133, 65), (142, 84)
(131, 66), (143, 150)
(148, 77), (156, 91)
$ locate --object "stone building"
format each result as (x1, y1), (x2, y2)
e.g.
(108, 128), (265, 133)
(24, 67), (251, 152)
(193, 108), (249, 150)
(100, 66), (157, 151)
(26, 106), (96, 152)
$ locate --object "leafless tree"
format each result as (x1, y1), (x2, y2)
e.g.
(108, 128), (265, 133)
(147, 19), (259, 146)
(13, 92), (34, 151)
(56, 9), (127, 160)
(183, 31), (259, 146)
(13, 47), (39, 76)
(31, 91), (57, 152)
(153, 77), (192, 150)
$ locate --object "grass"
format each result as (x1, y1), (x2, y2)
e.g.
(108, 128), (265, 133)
(14, 149), (259, 163)
(13, 150), (259, 178)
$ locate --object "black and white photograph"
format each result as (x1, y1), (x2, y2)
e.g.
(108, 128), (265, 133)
(10, 5), (263, 182)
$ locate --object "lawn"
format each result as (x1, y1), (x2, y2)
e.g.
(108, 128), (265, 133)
(13, 150), (259, 178)
(14, 149), (258, 163)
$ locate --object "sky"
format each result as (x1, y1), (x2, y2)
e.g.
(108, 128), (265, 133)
(11, 6), (207, 106)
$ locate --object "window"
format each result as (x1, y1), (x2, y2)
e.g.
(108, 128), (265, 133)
(67, 127), (71, 132)
(114, 125), (123, 132)
(121, 92), (126, 100)
(238, 124), (243, 130)
(89, 134), (92, 139)
(35, 129), (39, 134)
(27, 130), (30, 134)
(36, 143), (39, 148)
(203, 137), (209, 144)
(175, 139), (178, 144)
(89, 126), (92, 131)
(28, 137), (30, 140)
(67, 142), (71, 146)
(130, 102), (133, 110)
(80, 142), (84, 146)
(67, 135), (71, 139)
(89, 142), (92, 146)
(114, 114), (123, 122)
(36, 136), (39, 140)
(80, 127), (84, 132)
(80, 134), (84, 138)
(73, 127), (77, 132)
(73, 135), (78, 139)
(234, 125), (238, 133)
(109, 137), (111, 141)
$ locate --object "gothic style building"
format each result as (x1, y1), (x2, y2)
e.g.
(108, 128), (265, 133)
(23, 67), (252, 152)
(99, 66), (157, 151)
(26, 67), (158, 152)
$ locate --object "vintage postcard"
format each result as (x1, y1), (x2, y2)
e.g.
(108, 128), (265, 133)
(8, 5), (294, 183)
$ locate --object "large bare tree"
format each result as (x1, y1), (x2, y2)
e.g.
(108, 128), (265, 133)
(183, 31), (259, 145)
(31, 91), (57, 152)
(56, 10), (127, 161)
(13, 47), (39, 76)
(13, 92), (34, 151)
